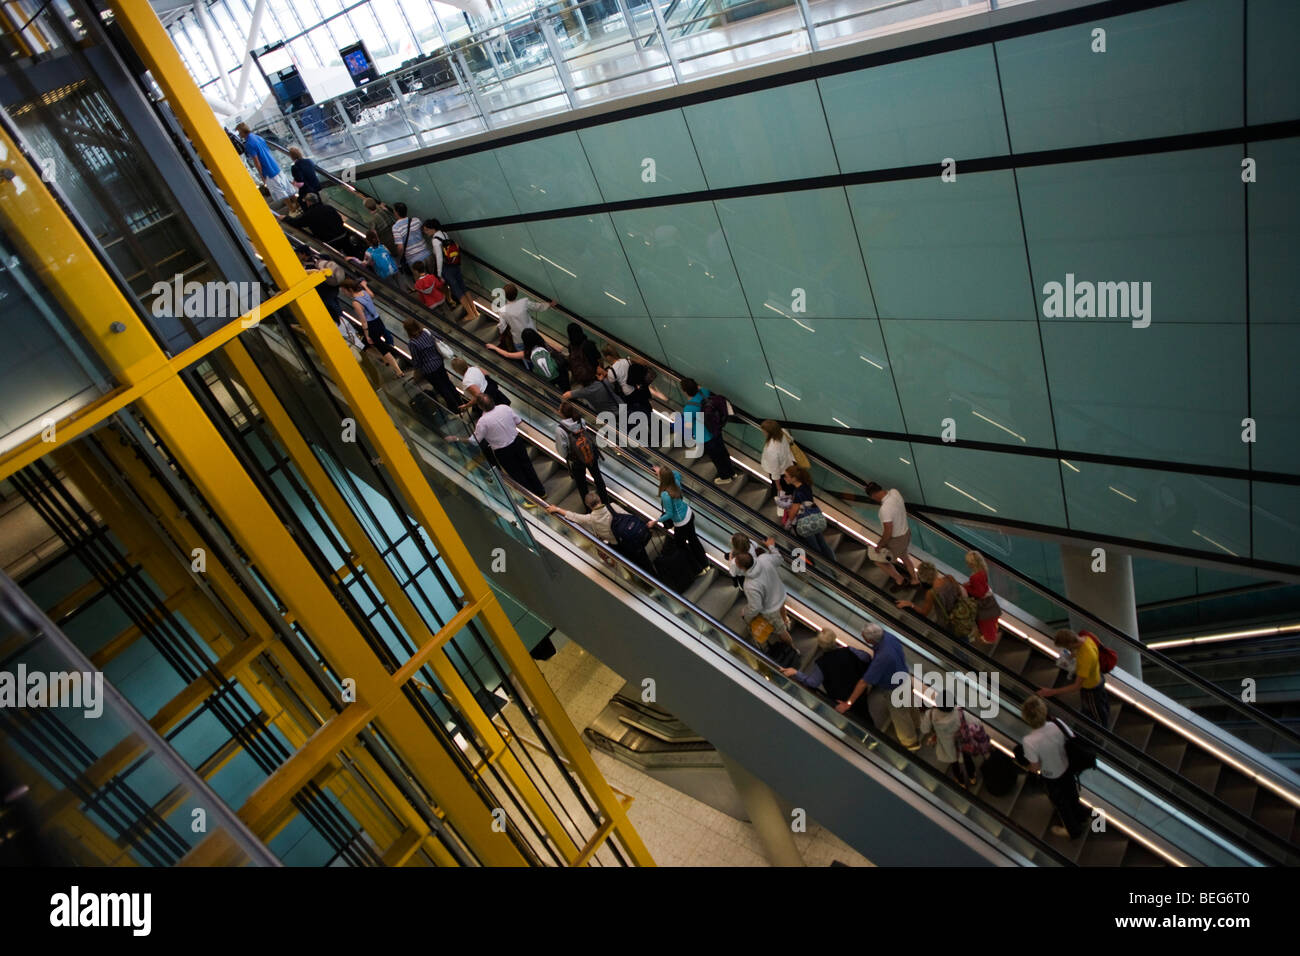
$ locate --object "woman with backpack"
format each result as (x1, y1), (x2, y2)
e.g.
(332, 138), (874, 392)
(1038, 628), (1112, 729)
(780, 465), (836, 562)
(647, 465), (707, 572)
(347, 230), (399, 281)
(555, 401), (612, 510)
(489, 328), (569, 390)
(895, 562), (978, 640)
(961, 550), (1001, 645)
(919, 698), (981, 789)
(760, 420), (795, 498)
(565, 323), (600, 387)
(341, 278), (402, 375)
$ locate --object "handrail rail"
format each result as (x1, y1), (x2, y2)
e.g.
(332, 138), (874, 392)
(286, 154), (1300, 757)
(275, 187), (1300, 861)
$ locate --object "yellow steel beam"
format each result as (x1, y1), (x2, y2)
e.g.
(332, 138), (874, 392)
(0, 275), (323, 483)
(225, 341), (585, 859)
(0, 108), (521, 866)
(105, 0), (647, 865)
(93, 432), (441, 858)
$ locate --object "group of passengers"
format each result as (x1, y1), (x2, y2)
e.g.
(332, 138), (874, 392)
(273, 173), (1103, 846)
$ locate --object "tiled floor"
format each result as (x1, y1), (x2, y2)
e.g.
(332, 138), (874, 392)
(536, 636), (873, 867)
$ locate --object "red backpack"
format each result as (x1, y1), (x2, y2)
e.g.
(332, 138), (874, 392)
(1081, 630), (1118, 674)
(438, 235), (460, 265)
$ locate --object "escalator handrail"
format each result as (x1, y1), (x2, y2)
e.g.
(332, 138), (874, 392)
(276, 215), (1300, 863)
(277, 225), (1300, 866)
(375, 385), (1078, 867)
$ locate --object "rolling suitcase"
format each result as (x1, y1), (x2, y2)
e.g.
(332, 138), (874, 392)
(650, 532), (699, 592)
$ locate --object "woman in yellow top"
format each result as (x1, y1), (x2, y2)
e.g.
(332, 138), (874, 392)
(1037, 628), (1111, 728)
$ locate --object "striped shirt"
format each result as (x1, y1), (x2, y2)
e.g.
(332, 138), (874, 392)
(408, 329), (445, 376)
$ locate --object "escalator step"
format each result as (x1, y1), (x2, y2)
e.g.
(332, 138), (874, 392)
(1144, 727), (1189, 773)
(1178, 746), (1223, 795)
(1110, 705), (1155, 752)
(837, 543), (869, 575)
(1213, 767), (1258, 817)
(1075, 826), (1127, 866)
(1249, 788), (1297, 839)
(992, 640), (1032, 674)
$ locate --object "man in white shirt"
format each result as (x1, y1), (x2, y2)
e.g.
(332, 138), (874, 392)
(452, 395), (546, 501)
(496, 283), (556, 346)
(1020, 696), (1085, 838)
(547, 493), (616, 545)
(866, 481), (920, 590)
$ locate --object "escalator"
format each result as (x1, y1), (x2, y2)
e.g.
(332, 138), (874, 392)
(265, 166), (1300, 865)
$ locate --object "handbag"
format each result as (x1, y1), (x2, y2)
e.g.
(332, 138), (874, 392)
(956, 709), (992, 757)
(790, 439), (810, 471)
(497, 327), (515, 352)
(749, 615), (774, 644)
(794, 504), (828, 536)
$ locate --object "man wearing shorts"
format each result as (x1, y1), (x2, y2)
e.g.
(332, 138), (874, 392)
(866, 481), (920, 591)
(425, 219), (478, 321)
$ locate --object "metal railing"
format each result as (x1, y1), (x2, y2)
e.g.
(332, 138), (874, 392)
(248, 0), (1006, 168)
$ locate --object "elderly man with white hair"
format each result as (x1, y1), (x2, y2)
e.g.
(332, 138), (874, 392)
(801, 622), (920, 749)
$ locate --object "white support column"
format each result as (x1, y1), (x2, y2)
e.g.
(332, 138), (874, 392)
(719, 752), (805, 867)
(193, 0), (234, 103)
(233, 0), (268, 107)
(1060, 542), (1143, 678)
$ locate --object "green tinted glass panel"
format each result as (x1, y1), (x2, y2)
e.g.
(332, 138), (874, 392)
(1019, 148), (1245, 324)
(611, 202), (748, 317)
(846, 171), (1034, 320)
(682, 81), (838, 189)
(882, 319), (1056, 447)
(1042, 322), (1248, 470)
(997, 0), (1242, 152)
(494, 131), (604, 212)
(715, 188), (875, 319)
(577, 109), (709, 201)
(819, 45), (1007, 172)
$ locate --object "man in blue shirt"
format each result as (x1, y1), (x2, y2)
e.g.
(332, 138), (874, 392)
(832, 623), (919, 749)
(236, 122), (292, 201)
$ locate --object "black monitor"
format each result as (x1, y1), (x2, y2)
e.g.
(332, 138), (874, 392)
(339, 41), (379, 87)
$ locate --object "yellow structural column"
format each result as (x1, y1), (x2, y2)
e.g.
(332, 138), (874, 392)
(0, 113), (523, 867)
(108, 0), (653, 866)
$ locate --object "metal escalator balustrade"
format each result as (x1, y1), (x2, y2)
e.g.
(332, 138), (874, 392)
(282, 181), (1300, 863)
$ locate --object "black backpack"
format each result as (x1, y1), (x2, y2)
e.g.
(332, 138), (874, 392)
(1053, 718), (1097, 776)
(610, 512), (650, 547)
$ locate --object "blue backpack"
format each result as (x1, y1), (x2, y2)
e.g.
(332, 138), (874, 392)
(611, 512), (650, 547)
(369, 245), (398, 278)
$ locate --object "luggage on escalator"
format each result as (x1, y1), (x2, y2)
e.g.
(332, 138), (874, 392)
(979, 752), (1019, 797)
(650, 532), (698, 593)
